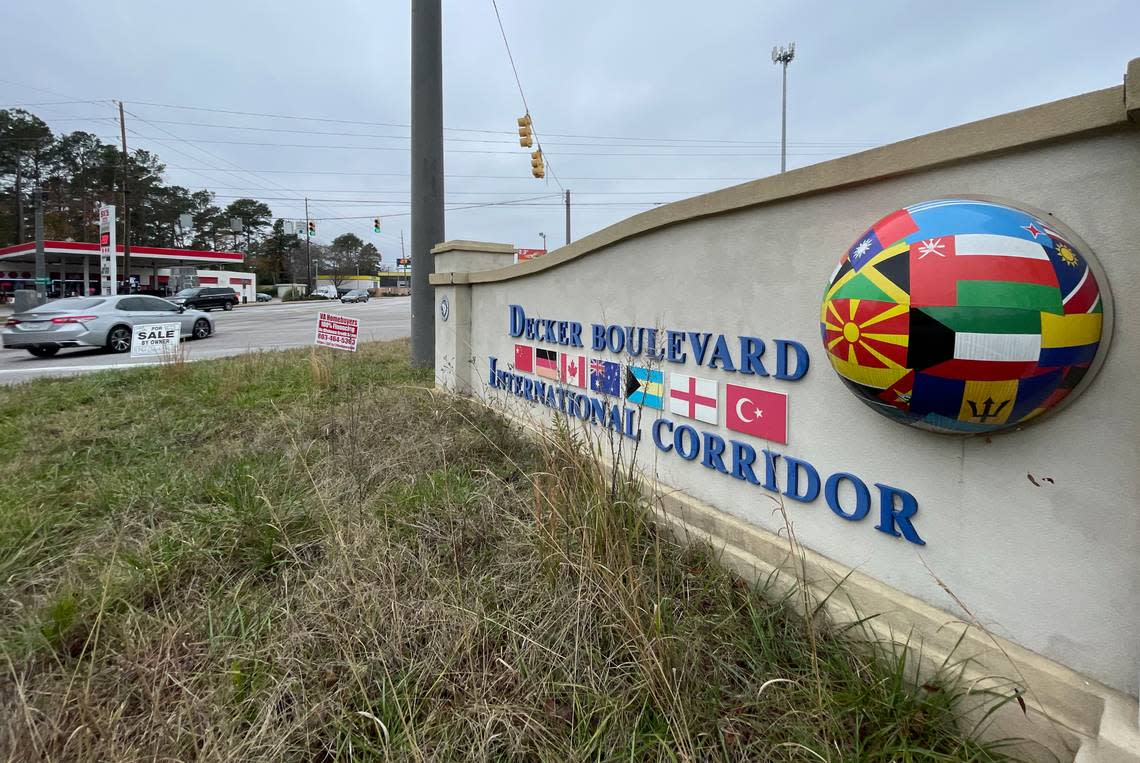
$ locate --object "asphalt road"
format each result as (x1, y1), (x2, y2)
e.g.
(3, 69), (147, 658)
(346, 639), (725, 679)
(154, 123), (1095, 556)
(0, 297), (411, 384)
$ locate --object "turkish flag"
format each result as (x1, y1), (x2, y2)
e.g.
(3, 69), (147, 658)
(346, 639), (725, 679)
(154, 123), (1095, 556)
(725, 384), (788, 444)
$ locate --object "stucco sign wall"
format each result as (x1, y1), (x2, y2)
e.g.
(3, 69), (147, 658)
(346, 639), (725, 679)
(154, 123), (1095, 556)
(432, 67), (1140, 753)
(490, 304), (928, 546)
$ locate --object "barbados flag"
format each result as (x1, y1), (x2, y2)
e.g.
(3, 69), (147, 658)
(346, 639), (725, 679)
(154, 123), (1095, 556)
(625, 366), (664, 409)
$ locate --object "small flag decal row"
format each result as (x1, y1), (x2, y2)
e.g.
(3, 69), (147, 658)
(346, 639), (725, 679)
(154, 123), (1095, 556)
(511, 344), (788, 443)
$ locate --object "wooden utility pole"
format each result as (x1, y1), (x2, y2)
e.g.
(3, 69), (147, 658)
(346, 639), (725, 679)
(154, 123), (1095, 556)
(118, 101), (132, 292)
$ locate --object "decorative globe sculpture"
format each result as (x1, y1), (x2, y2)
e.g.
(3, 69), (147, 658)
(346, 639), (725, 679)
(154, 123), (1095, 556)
(820, 199), (1106, 433)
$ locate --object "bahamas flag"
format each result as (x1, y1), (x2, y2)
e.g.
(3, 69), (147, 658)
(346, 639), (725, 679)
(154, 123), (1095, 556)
(626, 366), (664, 409)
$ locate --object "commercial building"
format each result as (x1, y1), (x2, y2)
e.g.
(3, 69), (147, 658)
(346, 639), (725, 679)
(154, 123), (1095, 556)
(0, 240), (255, 302)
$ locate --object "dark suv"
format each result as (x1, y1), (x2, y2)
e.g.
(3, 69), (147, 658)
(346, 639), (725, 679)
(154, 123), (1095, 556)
(171, 286), (238, 312)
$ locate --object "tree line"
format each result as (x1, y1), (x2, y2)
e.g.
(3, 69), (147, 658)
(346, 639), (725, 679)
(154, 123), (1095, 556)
(0, 108), (381, 285)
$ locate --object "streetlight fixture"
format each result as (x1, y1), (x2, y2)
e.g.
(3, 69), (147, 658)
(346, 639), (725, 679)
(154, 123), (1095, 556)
(538, 231), (547, 251)
(772, 42), (796, 174)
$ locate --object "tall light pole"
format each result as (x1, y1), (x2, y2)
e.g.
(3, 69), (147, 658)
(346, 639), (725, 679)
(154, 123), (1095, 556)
(538, 231), (546, 251)
(772, 42), (795, 174)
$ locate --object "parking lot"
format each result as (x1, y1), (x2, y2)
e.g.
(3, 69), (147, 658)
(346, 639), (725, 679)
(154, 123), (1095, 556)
(0, 296), (411, 384)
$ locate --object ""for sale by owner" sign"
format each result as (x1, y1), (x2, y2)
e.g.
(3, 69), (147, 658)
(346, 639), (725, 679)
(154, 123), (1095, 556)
(130, 322), (181, 358)
(315, 311), (359, 351)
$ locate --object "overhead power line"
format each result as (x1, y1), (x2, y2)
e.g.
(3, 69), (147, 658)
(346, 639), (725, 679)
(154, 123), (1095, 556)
(117, 134), (855, 157)
(6, 95), (885, 148)
(165, 166), (759, 181)
(40, 115), (878, 149)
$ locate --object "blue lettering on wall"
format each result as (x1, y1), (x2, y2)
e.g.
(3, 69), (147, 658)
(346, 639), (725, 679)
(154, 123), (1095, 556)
(783, 456), (821, 503)
(738, 337), (769, 377)
(492, 306), (927, 546)
(874, 483), (926, 545)
(636, 413), (924, 546)
(774, 339), (810, 381)
(825, 472), (871, 521)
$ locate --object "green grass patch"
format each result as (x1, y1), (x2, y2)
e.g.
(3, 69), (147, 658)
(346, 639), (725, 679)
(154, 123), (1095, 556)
(0, 340), (1012, 761)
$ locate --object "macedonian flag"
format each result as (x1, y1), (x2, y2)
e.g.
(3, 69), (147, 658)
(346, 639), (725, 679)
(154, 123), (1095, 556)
(821, 298), (911, 389)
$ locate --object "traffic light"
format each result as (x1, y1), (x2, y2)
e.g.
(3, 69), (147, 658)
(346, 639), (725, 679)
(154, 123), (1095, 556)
(531, 149), (545, 179)
(373, 217), (381, 234)
(307, 220), (316, 236)
(517, 114), (533, 148)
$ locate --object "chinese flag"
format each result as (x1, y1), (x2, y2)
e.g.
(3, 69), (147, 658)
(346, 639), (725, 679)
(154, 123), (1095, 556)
(514, 344), (533, 373)
(725, 383), (788, 444)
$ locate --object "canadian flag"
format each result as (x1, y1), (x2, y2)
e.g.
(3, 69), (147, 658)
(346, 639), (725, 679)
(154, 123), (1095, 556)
(724, 383), (788, 444)
(560, 353), (586, 388)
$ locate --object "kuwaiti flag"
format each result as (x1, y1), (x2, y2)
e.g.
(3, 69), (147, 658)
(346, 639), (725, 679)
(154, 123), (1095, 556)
(560, 353), (586, 388)
(909, 234), (1062, 311)
(668, 373), (718, 424)
(536, 348), (559, 380)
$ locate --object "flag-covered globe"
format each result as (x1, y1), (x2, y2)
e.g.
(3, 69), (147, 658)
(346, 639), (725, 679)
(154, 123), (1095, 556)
(820, 199), (1105, 433)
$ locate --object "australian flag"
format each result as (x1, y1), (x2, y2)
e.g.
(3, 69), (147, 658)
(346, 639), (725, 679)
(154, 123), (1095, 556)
(590, 358), (621, 396)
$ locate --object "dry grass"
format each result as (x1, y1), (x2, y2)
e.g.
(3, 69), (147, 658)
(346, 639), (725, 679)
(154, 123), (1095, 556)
(0, 339), (1012, 761)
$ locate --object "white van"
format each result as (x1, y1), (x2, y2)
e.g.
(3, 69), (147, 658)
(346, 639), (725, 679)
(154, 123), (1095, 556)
(312, 285), (339, 300)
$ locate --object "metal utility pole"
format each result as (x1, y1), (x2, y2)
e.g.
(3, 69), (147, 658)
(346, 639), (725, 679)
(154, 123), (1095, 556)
(33, 183), (45, 298)
(118, 101), (132, 292)
(410, 0), (444, 368)
(304, 198), (313, 293)
(772, 43), (795, 173)
(564, 189), (570, 245)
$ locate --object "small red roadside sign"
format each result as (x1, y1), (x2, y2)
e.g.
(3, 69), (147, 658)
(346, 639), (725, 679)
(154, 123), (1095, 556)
(315, 311), (359, 352)
(516, 248), (546, 261)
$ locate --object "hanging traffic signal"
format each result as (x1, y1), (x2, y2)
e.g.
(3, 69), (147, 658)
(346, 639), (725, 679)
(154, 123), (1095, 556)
(517, 114), (533, 148)
(373, 217), (381, 234)
(307, 220), (316, 236)
(531, 149), (545, 179)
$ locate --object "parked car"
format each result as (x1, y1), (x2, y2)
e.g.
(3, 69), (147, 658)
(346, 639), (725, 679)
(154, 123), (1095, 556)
(311, 285), (339, 300)
(2, 295), (214, 357)
(340, 289), (370, 303)
(170, 286), (238, 311)
(256, 292), (272, 302)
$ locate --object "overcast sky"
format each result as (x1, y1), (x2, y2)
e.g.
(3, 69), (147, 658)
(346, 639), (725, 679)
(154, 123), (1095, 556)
(1, 1), (1136, 260)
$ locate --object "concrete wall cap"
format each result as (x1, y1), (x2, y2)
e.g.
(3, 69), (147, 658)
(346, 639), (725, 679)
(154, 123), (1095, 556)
(1127, 57), (1140, 122)
(432, 77), (1134, 286)
(430, 240), (516, 255)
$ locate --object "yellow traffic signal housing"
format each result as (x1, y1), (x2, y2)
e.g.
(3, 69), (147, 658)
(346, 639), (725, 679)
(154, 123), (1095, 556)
(518, 114), (533, 147)
(531, 149), (545, 178)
